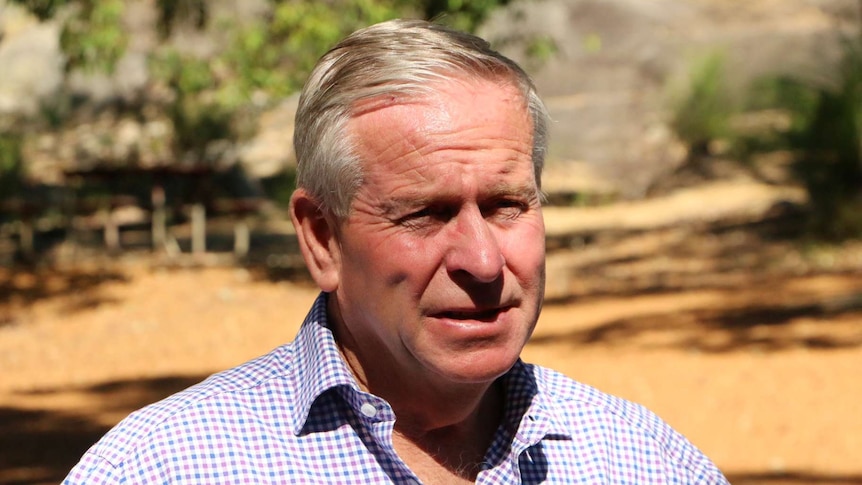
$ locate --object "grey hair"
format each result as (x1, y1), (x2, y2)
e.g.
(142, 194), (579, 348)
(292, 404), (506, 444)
(293, 18), (549, 219)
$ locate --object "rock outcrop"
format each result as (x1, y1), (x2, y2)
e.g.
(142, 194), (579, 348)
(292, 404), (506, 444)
(481, 0), (859, 197)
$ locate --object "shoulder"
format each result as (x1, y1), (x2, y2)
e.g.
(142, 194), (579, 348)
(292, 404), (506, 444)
(82, 344), (296, 467)
(525, 363), (726, 482)
(529, 363), (662, 430)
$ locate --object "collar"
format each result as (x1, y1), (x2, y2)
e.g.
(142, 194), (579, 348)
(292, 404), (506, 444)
(287, 292), (572, 443)
(501, 360), (574, 446)
(288, 292), (361, 435)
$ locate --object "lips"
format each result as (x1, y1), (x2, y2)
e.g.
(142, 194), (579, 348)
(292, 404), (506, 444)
(433, 306), (508, 322)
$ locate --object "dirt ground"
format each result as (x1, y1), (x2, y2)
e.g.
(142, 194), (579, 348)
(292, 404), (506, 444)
(1, 186), (861, 484)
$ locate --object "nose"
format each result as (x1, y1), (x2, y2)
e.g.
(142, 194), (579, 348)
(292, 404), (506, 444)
(444, 206), (505, 283)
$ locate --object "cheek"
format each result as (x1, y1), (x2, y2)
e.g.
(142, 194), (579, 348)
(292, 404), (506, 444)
(501, 222), (545, 275)
(350, 231), (444, 286)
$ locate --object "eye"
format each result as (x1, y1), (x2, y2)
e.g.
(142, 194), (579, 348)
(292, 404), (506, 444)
(397, 205), (456, 229)
(484, 199), (528, 220)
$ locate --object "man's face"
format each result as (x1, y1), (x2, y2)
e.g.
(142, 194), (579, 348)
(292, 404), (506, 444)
(331, 77), (545, 387)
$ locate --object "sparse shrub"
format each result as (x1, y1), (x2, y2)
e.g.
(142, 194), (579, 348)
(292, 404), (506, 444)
(744, 37), (862, 240)
(669, 52), (736, 157)
(59, 0), (127, 73)
(667, 35), (862, 241)
(421, 0), (512, 33)
(0, 134), (25, 199)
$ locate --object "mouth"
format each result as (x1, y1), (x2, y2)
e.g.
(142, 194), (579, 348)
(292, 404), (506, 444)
(433, 306), (509, 323)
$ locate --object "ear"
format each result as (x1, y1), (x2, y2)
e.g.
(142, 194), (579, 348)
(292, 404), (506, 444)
(290, 189), (341, 292)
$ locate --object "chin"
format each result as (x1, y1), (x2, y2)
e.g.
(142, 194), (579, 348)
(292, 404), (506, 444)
(435, 348), (521, 385)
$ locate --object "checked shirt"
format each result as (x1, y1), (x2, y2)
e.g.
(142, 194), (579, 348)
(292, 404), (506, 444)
(65, 293), (728, 484)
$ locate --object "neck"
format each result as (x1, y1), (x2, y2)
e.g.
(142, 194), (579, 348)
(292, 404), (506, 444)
(337, 330), (502, 434)
(393, 381), (503, 481)
(328, 300), (506, 478)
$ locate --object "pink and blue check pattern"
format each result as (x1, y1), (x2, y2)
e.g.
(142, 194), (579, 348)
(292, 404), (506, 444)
(65, 293), (728, 484)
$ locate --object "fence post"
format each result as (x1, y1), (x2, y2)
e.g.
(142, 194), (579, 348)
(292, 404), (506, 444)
(152, 185), (166, 251)
(191, 203), (206, 254)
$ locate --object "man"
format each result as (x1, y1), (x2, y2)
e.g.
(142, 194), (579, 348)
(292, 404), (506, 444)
(65, 19), (728, 484)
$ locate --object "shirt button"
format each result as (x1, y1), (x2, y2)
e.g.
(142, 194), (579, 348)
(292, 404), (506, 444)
(359, 402), (378, 418)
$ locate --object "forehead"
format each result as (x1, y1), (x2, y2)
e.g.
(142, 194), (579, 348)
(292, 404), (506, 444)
(348, 77), (532, 164)
(345, 77), (536, 212)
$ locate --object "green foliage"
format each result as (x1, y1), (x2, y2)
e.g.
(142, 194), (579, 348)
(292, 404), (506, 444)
(8, 0), (70, 21)
(12, 0), (515, 205)
(582, 33), (602, 54)
(747, 77), (820, 127)
(260, 168), (298, 208)
(212, 0), (511, 108)
(788, 38), (862, 240)
(667, 41), (862, 241)
(17, 0), (513, 127)
(421, 0), (511, 33)
(148, 50), (231, 157)
(11, 0), (127, 72)
(741, 37), (862, 240)
(173, 99), (233, 158)
(144, 0), (418, 160)
(0, 134), (25, 198)
(150, 50), (214, 95)
(218, 0), (407, 107)
(526, 35), (559, 64)
(59, 0), (127, 73)
(155, 0), (207, 37)
(669, 52), (735, 155)
(730, 77), (821, 157)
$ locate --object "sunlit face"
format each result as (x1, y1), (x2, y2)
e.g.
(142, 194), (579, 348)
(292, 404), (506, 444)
(330, 76), (545, 387)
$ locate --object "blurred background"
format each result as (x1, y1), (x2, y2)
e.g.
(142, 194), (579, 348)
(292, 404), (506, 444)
(1, 0), (861, 483)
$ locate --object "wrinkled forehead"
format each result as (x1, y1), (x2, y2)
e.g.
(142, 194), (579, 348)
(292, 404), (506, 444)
(346, 77), (536, 196)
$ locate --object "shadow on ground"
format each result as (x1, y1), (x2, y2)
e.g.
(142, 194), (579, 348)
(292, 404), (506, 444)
(539, 213), (862, 352)
(2, 374), (861, 484)
(0, 376), (204, 485)
(534, 280), (862, 352)
(726, 471), (862, 484)
(0, 266), (129, 327)
(1, 198), (860, 483)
